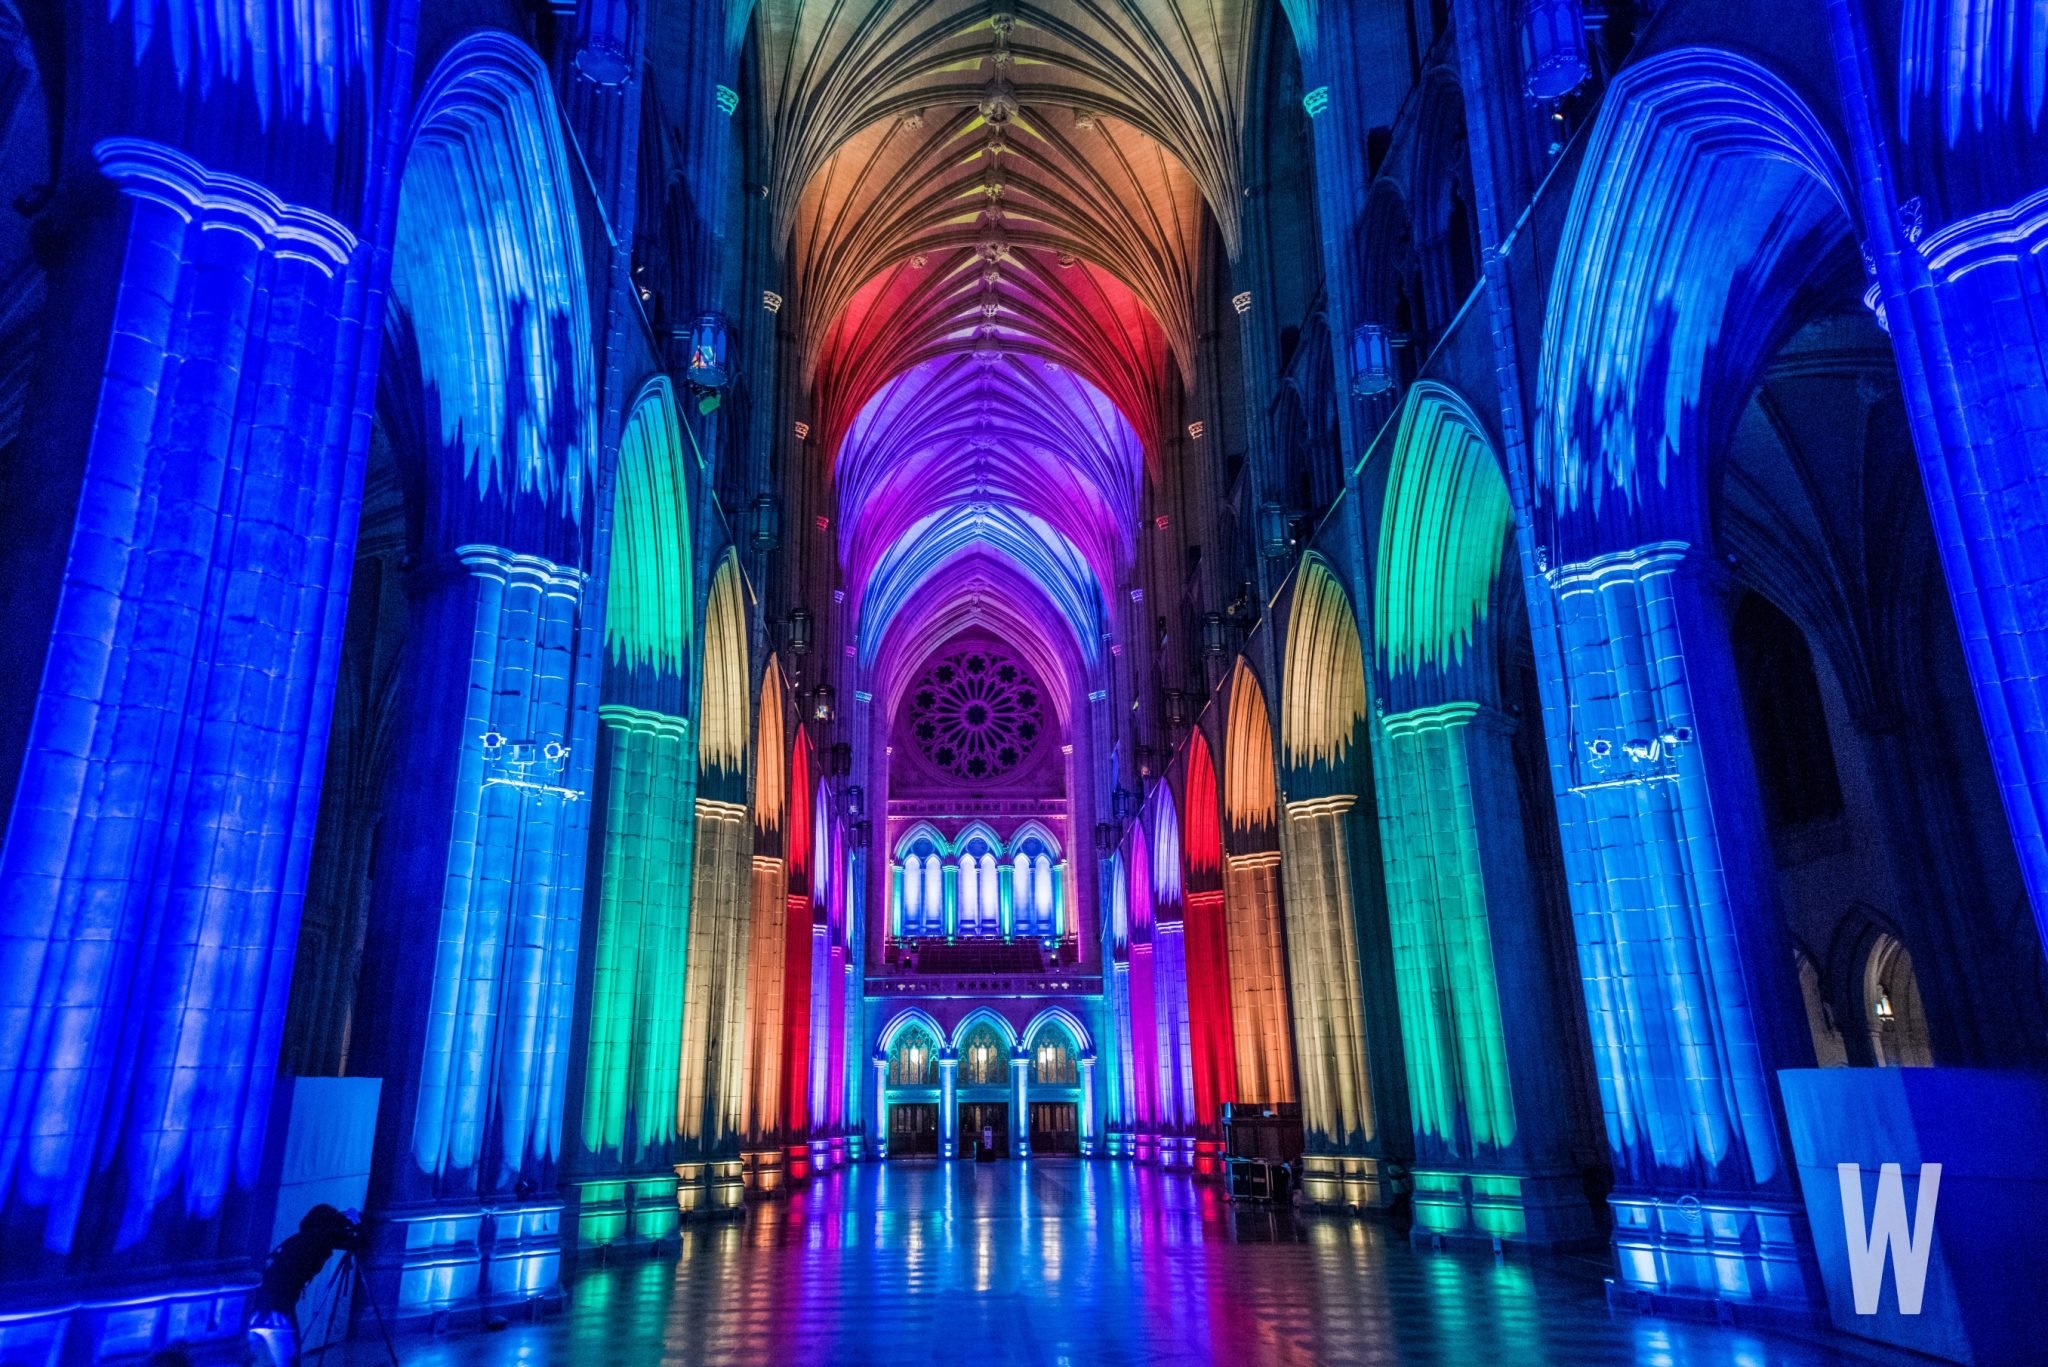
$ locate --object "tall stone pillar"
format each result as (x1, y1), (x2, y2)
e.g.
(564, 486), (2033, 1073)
(1543, 543), (1816, 1304)
(0, 138), (364, 1358)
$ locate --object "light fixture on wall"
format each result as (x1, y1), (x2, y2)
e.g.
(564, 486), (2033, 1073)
(1349, 323), (1397, 397)
(1518, 0), (1590, 99)
(1258, 502), (1294, 559)
(1202, 612), (1231, 658)
(1874, 991), (1896, 1021)
(686, 312), (730, 389)
(787, 607), (814, 655)
(750, 494), (782, 551)
(812, 685), (836, 723)
(1165, 690), (1189, 729)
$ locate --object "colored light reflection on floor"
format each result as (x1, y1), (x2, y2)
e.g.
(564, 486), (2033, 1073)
(387, 1164), (1899, 1367)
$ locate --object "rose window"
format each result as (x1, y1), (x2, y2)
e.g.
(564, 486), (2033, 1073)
(907, 648), (1044, 781)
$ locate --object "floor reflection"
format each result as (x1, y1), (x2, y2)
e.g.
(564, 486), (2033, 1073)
(388, 1161), (1910, 1366)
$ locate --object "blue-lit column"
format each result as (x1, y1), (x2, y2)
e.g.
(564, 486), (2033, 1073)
(1545, 543), (1817, 1306)
(939, 1050), (959, 1158)
(0, 139), (363, 1356)
(1011, 1049), (1031, 1158)
(872, 1053), (889, 1158)
(1826, 0), (2048, 969)
(352, 546), (597, 1317)
(1078, 1053), (1097, 1155)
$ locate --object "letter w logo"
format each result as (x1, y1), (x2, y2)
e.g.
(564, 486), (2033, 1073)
(1836, 1163), (1942, 1315)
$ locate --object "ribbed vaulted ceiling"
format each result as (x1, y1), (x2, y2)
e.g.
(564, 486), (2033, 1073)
(745, 0), (1257, 702)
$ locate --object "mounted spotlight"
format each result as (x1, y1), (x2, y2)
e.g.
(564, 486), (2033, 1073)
(1518, 0), (1590, 99)
(1349, 322), (1397, 397)
(686, 312), (730, 389)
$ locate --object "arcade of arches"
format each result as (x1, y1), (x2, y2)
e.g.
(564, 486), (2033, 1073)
(2, 0), (2046, 1362)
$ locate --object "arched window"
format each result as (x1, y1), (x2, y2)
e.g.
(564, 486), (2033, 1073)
(889, 1026), (939, 1087)
(895, 829), (948, 939)
(958, 1023), (1007, 1087)
(1032, 1028), (1079, 1086)
(1865, 934), (1933, 1067)
(956, 830), (1001, 938)
(1011, 828), (1060, 940)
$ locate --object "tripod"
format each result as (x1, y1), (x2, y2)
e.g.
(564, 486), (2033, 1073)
(294, 1249), (402, 1366)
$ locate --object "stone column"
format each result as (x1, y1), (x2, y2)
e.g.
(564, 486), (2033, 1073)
(1371, 702), (1598, 1244)
(1011, 1049), (1032, 1158)
(939, 1051), (959, 1158)
(1079, 1055), (1098, 1155)
(872, 1054), (889, 1158)
(0, 137), (362, 1352)
(1544, 542), (1816, 1305)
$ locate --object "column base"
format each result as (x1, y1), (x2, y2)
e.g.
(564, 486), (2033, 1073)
(1408, 1168), (1601, 1247)
(674, 1161), (747, 1219)
(0, 1271), (253, 1366)
(1158, 1136), (1196, 1171)
(569, 1175), (681, 1252)
(1301, 1153), (1388, 1210)
(1607, 1193), (1819, 1315)
(361, 1200), (565, 1325)
(743, 1148), (787, 1195)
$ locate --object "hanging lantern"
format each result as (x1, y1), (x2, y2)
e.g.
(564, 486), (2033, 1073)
(1349, 322), (1397, 398)
(750, 494), (782, 551)
(812, 685), (837, 723)
(1519, 0), (1590, 100)
(1201, 612), (1231, 658)
(1112, 787), (1137, 823)
(686, 312), (730, 389)
(1165, 690), (1189, 728)
(830, 741), (852, 775)
(787, 607), (814, 655)
(572, 0), (633, 84)
(1258, 502), (1293, 559)
(846, 785), (864, 817)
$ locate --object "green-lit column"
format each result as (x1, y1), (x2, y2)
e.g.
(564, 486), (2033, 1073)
(1372, 704), (1595, 1244)
(574, 707), (695, 1249)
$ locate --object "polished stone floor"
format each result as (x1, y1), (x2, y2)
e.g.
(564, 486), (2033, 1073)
(370, 1161), (1913, 1367)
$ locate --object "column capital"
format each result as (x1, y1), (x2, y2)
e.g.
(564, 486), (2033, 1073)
(1922, 186), (2048, 284)
(93, 138), (356, 272)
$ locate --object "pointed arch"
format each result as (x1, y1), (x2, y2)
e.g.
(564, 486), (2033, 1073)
(1224, 661), (1279, 841)
(949, 1006), (1019, 1051)
(879, 1007), (947, 1054)
(1536, 48), (1852, 562)
(1375, 383), (1513, 701)
(606, 377), (695, 682)
(754, 655), (787, 837)
(1147, 784), (1183, 909)
(1282, 554), (1369, 784)
(699, 552), (750, 789)
(892, 820), (949, 857)
(389, 32), (598, 545)
(952, 820), (1004, 855)
(1008, 820), (1063, 857)
(1022, 1006), (1095, 1056)
(1183, 730), (1223, 885)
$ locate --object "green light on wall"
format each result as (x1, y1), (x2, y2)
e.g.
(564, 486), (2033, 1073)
(605, 381), (695, 677)
(1374, 385), (1512, 679)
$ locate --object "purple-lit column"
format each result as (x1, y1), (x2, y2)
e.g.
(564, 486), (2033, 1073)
(0, 139), (363, 1355)
(1545, 543), (1817, 1307)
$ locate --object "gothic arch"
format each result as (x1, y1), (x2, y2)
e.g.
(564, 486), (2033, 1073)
(699, 551), (751, 797)
(1536, 46), (1854, 563)
(386, 31), (598, 560)
(1022, 1006), (1095, 1056)
(606, 378), (695, 706)
(1224, 659), (1280, 850)
(1281, 553), (1369, 794)
(949, 1006), (1020, 1053)
(1373, 383), (1513, 711)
